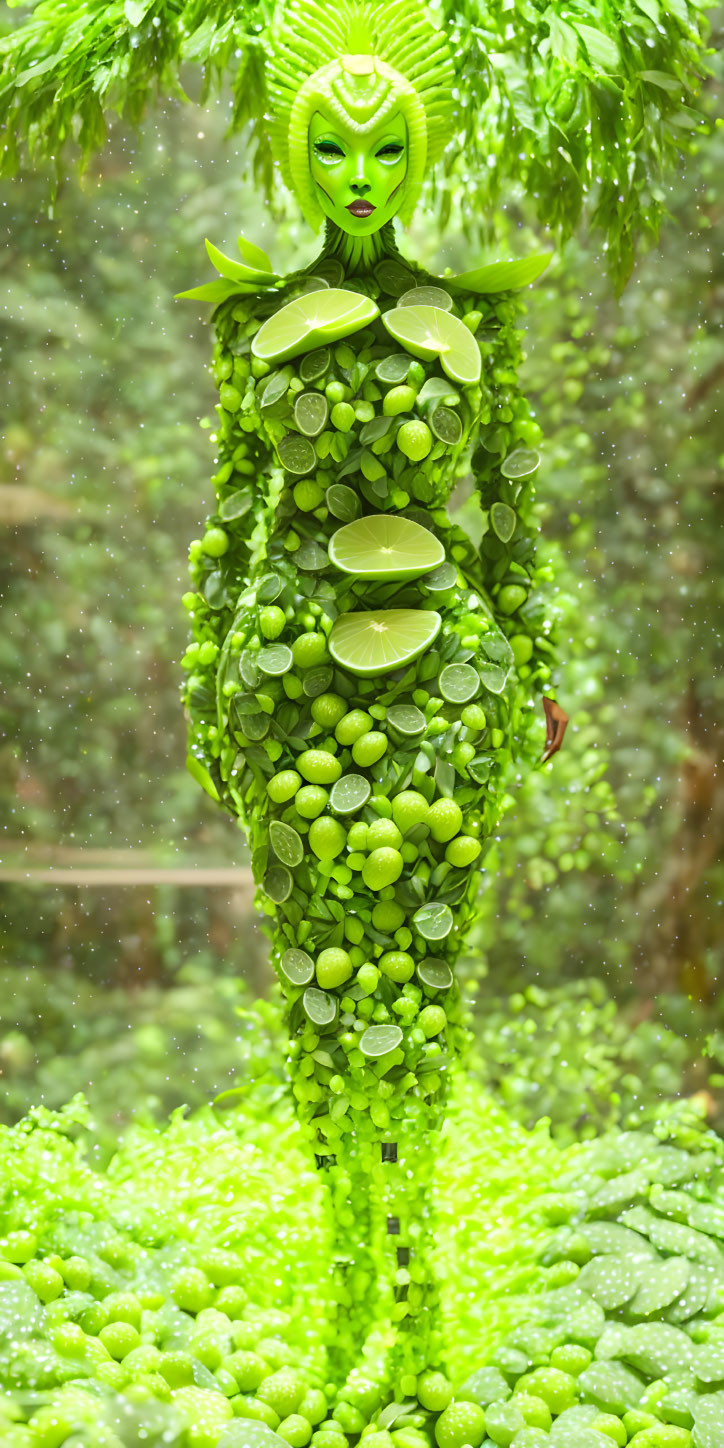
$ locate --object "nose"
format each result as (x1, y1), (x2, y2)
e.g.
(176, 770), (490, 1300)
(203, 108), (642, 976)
(350, 159), (370, 196)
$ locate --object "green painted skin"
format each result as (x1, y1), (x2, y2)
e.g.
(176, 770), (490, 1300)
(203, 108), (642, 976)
(309, 108), (408, 239)
(183, 7), (554, 1420)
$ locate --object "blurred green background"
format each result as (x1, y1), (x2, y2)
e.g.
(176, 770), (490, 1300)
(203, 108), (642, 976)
(1, 69), (722, 1148)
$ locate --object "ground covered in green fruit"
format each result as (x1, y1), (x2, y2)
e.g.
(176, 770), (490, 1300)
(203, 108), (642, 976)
(3, 1046), (724, 1448)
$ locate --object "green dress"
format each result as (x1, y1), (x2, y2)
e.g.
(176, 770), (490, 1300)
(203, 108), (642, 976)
(182, 222), (554, 1388)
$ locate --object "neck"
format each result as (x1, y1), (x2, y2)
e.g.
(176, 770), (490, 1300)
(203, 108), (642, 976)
(320, 219), (401, 274)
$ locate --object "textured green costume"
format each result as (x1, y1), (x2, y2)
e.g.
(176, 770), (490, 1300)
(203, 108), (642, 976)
(182, 0), (563, 1398)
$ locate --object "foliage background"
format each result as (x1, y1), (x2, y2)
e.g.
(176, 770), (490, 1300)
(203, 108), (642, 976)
(1, 9), (722, 1147)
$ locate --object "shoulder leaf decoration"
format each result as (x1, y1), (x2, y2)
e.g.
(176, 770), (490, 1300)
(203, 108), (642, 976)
(447, 254), (554, 295)
(175, 235), (278, 304)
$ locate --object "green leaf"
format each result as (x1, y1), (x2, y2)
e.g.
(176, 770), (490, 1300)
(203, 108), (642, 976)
(237, 233), (273, 272)
(186, 754), (220, 801)
(693, 1394), (724, 1448)
(449, 254), (553, 293)
(124, 0), (151, 26)
(205, 238), (276, 283)
(574, 23), (621, 72)
(175, 280), (247, 304)
(640, 69), (682, 92)
(578, 1361), (646, 1415)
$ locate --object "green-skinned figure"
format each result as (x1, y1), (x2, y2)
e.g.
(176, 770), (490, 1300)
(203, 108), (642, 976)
(181, 0), (565, 1400)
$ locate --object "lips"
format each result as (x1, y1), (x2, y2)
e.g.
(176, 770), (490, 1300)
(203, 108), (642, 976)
(346, 200), (376, 218)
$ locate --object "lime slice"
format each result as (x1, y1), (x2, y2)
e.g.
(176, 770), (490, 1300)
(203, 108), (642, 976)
(329, 774), (371, 815)
(277, 434), (317, 475)
(501, 448), (540, 479)
(422, 561), (458, 593)
(430, 406), (463, 446)
(439, 663), (480, 704)
(299, 347), (331, 383)
(491, 502), (516, 542)
(326, 484), (361, 523)
(374, 259), (416, 296)
(448, 254), (553, 293)
(328, 515), (445, 581)
(312, 257), (345, 288)
(329, 609), (441, 677)
(294, 392), (328, 437)
(398, 285), (453, 311)
(382, 306), (481, 386)
(269, 820), (304, 867)
(375, 353), (411, 384)
(303, 988), (337, 1027)
(280, 948), (315, 986)
(258, 644), (293, 676)
(387, 704), (426, 737)
(360, 1024), (403, 1058)
(252, 288), (380, 365)
(417, 958), (454, 991)
(302, 666), (334, 698)
(413, 902), (453, 941)
(263, 866), (293, 903)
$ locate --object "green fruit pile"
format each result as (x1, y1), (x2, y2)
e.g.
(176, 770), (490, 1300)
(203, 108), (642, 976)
(3, 1084), (724, 1448)
(181, 239), (557, 1380)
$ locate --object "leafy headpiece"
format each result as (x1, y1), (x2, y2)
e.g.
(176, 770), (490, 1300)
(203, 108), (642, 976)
(266, 0), (455, 228)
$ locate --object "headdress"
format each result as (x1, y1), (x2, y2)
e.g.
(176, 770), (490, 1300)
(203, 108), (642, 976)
(266, 0), (456, 227)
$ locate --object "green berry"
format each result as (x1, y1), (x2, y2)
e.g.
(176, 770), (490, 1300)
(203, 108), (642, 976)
(445, 835), (482, 867)
(331, 402), (355, 432)
(346, 820), (369, 850)
(510, 633), (533, 665)
(372, 900), (406, 931)
(292, 633), (329, 668)
(309, 817), (347, 861)
(295, 785), (329, 819)
(418, 1005), (446, 1037)
(435, 1402), (487, 1448)
(316, 947), (353, 989)
(260, 605), (287, 640)
(335, 710), (373, 746)
(383, 385), (416, 416)
(362, 847), (403, 890)
(311, 693), (347, 728)
(461, 704), (487, 730)
(267, 770), (302, 803)
(352, 731), (388, 767)
(297, 750), (342, 785)
(278, 1415), (313, 1447)
(202, 526), (229, 557)
(357, 964), (380, 995)
(427, 799), (463, 843)
(417, 1371), (453, 1413)
(98, 1320), (142, 1360)
(366, 818), (403, 851)
(498, 583), (528, 614)
(379, 951), (415, 983)
(397, 421), (432, 461)
(293, 479), (324, 511)
(23, 1261), (64, 1303)
(391, 791), (430, 832)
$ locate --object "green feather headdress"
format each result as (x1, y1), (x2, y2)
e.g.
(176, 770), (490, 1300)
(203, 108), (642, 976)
(266, 0), (455, 228)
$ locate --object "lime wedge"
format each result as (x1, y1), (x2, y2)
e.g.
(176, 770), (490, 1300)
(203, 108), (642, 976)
(328, 515), (445, 581)
(382, 306), (482, 386)
(448, 253), (553, 293)
(329, 609), (442, 677)
(252, 288), (380, 365)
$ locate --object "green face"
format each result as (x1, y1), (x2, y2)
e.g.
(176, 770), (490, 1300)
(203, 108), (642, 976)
(309, 110), (408, 235)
